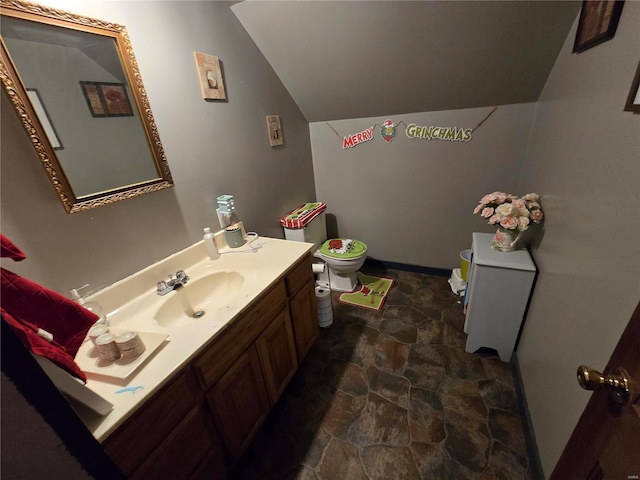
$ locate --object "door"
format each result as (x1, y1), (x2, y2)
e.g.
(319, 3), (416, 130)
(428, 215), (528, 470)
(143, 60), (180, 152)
(551, 301), (640, 479)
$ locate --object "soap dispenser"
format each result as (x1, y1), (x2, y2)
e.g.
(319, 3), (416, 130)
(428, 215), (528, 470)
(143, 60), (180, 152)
(203, 227), (220, 260)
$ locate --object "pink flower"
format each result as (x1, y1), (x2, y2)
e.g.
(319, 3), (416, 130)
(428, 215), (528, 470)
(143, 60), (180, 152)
(473, 204), (484, 214)
(513, 198), (526, 209)
(488, 214), (501, 224)
(530, 210), (544, 223)
(480, 194), (497, 205)
(494, 193), (507, 204)
(500, 216), (518, 229)
(481, 207), (494, 218)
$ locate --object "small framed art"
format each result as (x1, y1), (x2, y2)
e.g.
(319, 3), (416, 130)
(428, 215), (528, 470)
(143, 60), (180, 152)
(80, 81), (133, 117)
(26, 88), (63, 150)
(194, 52), (226, 100)
(624, 61), (640, 113)
(573, 0), (625, 53)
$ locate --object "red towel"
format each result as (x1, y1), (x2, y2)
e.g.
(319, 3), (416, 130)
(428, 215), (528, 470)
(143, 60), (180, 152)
(1, 234), (26, 261)
(1, 234), (96, 382)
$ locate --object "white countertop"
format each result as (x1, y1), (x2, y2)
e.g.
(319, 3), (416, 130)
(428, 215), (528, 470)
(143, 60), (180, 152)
(74, 234), (313, 442)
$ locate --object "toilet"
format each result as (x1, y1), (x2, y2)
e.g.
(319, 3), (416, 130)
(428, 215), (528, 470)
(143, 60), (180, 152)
(281, 202), (367, 292)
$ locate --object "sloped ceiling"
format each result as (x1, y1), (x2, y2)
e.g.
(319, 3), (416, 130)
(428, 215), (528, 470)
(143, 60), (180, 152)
(232, 1), (580, 122)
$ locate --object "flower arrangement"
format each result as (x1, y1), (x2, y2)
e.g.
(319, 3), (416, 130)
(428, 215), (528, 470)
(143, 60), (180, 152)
(473, 192), (544, 251)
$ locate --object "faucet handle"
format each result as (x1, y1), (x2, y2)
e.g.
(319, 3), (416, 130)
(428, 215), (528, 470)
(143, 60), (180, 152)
(156, 280), (172, 295)
(176, 270), (188, 279)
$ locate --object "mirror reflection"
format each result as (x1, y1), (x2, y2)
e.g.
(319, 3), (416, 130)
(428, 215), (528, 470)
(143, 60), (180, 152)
(0, 2), (173, 212)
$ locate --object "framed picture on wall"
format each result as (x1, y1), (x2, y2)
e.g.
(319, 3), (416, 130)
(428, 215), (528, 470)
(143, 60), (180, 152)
(194, 52), (226, 100)
(80, 81), (134, 117)
(573, 0), (625, 53)
(624, 61), (640, 113)
(26, 88), (63, 150)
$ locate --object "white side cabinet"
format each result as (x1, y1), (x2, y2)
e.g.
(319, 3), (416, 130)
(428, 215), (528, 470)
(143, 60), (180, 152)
(463, 232), (536, 362)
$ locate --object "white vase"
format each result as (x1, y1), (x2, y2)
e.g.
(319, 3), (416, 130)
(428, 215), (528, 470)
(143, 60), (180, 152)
(490, 227), (519, 252)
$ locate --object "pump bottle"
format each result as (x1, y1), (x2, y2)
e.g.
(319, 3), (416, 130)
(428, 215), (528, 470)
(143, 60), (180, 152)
(204, 227), (220, 260)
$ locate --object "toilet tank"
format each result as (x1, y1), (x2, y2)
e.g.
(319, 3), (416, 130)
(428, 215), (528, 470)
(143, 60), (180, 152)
(283, 211), (327, 250)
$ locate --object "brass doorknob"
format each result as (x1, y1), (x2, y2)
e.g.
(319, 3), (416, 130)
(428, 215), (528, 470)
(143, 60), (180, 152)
(577, 365), (630, 404)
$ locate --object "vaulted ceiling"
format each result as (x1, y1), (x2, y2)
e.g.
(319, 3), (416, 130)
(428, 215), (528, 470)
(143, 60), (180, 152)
(232, 1), (580, 122)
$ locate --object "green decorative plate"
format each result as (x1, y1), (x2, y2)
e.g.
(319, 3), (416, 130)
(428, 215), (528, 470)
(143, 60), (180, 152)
(319, 239), (367, 259)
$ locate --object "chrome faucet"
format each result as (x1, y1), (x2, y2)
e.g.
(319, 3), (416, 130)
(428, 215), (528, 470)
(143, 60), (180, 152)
(156, 270), (190, 295)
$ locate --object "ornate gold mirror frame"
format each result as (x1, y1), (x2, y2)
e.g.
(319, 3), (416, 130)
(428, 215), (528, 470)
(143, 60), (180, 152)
(0, 0), (173, 213)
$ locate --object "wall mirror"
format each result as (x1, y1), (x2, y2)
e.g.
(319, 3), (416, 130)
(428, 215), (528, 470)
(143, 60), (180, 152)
(0, 0), (173, 213)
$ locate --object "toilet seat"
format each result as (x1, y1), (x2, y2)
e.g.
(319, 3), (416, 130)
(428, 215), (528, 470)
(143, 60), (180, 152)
(318, 239), (367, 260)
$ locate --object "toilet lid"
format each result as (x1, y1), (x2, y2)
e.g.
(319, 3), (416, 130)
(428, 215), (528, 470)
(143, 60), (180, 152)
(319, 238), (367, 259)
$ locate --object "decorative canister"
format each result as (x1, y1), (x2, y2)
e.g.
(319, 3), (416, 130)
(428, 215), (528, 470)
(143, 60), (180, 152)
(115, 331), (146, 357)
(94, 333), (121, 361)
(225, 224), (244, 248)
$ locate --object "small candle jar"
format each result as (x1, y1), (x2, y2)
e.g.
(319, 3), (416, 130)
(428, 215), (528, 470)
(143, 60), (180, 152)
(115, 331), (146, 357)
(88, 325), (110, 345)
(94, 333), (121, 361)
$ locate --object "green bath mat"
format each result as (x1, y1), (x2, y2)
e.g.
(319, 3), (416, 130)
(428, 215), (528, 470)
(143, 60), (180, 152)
(339, 272), (394, 311)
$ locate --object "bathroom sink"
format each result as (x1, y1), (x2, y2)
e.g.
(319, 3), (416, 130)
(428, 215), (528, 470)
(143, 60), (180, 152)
(154, 271), (245, 327)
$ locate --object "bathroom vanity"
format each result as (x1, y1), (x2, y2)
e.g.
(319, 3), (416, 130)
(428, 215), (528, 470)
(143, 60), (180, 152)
(77, 236), (318, 478)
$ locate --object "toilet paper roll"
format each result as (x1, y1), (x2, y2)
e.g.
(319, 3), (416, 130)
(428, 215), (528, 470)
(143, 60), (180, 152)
(312, 263), (326, 274)
(315, 286), (333, 328)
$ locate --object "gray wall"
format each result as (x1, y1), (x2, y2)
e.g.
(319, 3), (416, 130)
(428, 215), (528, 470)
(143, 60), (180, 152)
(1, 0), (316, 295)
(516, 2), (640, 476)
(310, 103), (536, 269)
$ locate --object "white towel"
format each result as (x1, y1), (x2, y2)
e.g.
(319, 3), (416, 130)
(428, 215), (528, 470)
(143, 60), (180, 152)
(448, 268), (467, 296)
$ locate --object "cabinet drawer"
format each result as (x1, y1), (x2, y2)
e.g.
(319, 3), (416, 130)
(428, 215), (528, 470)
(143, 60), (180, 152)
(131, 406), (213, 480)
(286, 254), (313, 297)
(193, 281), (287, 390)
(103, 372), (196, 476)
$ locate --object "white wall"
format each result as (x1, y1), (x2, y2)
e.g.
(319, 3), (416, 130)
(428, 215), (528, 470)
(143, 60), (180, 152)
(1, 1), (316, 295)
(310, 103), (535, 269)
(516, 3), (640, 476)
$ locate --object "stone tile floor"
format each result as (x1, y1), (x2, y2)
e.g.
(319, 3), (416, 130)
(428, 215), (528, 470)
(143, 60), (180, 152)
(229, 267), (539, 480)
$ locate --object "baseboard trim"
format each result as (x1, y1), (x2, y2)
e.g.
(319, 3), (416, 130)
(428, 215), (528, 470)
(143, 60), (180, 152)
(512, 352), (545, 480)
(364, 258), (451, 278)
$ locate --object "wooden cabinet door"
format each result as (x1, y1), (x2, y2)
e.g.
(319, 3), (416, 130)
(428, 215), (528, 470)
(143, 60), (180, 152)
(289, 280), (319, 361)
(131, 407), (213, 480)
(255, 308), (298, 405)
(103, 372), (197, 476)
(206, 345), (270, 462)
